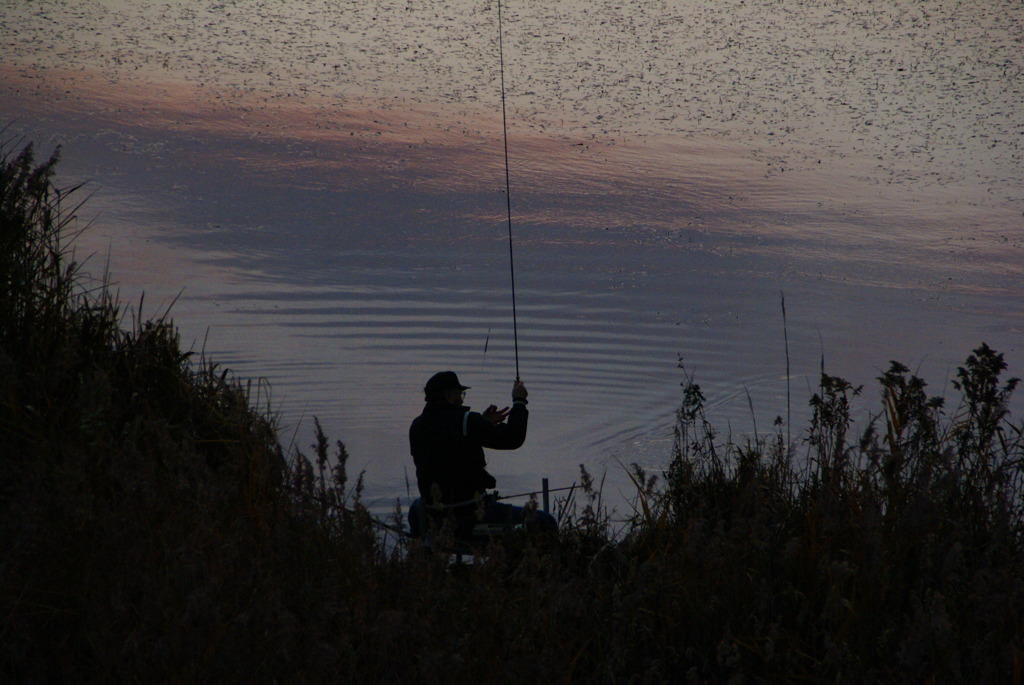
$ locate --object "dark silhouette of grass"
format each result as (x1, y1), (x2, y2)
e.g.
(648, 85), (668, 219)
(1, 141), (1021, 683)
(656, 353), (1022, 683)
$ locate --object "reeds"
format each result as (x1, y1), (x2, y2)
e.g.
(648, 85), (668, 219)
(647, 354), (1024, 682)
(2, 140), (1021, 683)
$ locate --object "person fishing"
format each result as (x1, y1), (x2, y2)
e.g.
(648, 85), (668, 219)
(409, 371), (556, 539)
(406, 3), (556, 542)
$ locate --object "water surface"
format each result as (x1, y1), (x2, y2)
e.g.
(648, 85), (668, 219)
(2, 0), (1021, 516)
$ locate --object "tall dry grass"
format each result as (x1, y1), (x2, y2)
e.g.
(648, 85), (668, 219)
(644, 356), (1024, 682)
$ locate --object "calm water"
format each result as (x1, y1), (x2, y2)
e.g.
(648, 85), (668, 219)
(2, 0), (1021, 516)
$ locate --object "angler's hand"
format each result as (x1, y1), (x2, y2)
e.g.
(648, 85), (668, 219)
(512, 380), (528, 401)
(483, 404), (511, 424)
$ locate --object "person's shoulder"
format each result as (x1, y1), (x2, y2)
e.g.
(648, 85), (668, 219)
(416, 403), (468, 423)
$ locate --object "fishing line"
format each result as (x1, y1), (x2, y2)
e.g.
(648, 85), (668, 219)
(496, 0), (520, 381)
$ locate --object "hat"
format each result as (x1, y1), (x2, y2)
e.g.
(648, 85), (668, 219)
(424, 371), (470, 399)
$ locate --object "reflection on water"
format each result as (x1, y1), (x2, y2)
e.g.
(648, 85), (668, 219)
(2, 0), (1022, 514)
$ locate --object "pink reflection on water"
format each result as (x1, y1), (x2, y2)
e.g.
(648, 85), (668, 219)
(6, 61), (1019, 293)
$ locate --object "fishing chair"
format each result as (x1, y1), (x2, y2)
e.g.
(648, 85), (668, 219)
(408, 497), (521, 561)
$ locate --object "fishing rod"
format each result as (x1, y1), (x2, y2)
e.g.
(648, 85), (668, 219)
(496, 0), (520, 382)
(495, 484), (577, 502)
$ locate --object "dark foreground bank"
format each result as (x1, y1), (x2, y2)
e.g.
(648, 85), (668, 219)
(2, 142), (1022, 683)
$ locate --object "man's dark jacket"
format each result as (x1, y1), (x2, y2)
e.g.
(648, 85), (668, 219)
(409, 399), (528, 508)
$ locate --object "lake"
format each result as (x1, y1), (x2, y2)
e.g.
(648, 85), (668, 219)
(2, 0), (1021, 519)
